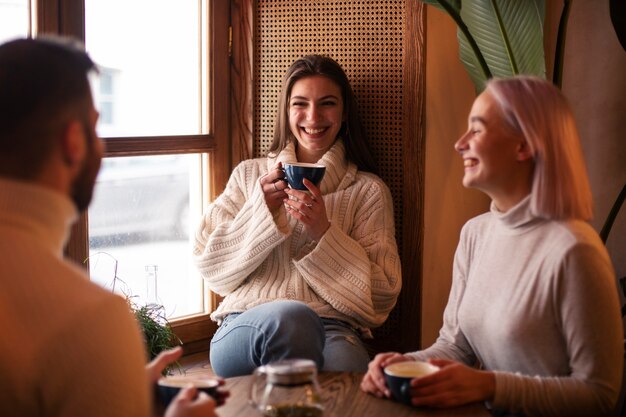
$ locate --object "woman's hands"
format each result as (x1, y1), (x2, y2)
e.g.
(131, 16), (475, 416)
(360, 352), (409, 398)
(260, 162), (288, 212)
(361, 355), (495, 408)
(408, 359), (494, 408)
(284, 178), (330, 241)
(260, 162), (329, 240)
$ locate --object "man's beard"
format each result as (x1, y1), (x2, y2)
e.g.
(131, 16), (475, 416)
(71, 124), (101, 212)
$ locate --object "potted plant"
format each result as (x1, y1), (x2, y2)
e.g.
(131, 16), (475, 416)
(128, 298), (181, 364)
(416, 0), (564, 90)
(87, 253), (182, 372)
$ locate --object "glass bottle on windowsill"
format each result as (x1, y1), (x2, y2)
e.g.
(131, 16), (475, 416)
(145, 265), (159, 307)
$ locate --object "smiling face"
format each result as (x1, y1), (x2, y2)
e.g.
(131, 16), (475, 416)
(288, 75), (344, 163)
(454, 90), (534, 211)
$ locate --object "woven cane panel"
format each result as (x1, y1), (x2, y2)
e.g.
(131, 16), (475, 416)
(254, 0), (407, 345)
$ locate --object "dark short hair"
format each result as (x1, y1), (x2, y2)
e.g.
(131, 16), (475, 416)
(0, 36), (97, 179)
(269, 55), (378, 174)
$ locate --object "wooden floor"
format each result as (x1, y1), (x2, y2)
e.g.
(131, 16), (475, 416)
(172, 351), (216, 377)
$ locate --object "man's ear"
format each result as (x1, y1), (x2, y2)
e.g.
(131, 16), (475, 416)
(60, 120), (87, 168)
(516, 139), (534, 162)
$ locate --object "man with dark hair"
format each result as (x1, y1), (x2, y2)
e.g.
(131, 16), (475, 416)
(0, 37), (218, 417)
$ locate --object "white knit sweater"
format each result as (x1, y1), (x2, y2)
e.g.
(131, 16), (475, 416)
(193, 140), (402, 337)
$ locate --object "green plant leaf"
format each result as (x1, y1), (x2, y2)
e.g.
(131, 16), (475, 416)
(420, 0), (492, 81)
(458, 0), (546, 92)
(419, 0), (461, 12)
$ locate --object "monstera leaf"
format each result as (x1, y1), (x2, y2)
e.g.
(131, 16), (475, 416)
(610, 0), (626, 51)
(420, 0), (546, 92)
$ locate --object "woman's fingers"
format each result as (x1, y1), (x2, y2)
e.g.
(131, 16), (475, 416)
(260, 164), (288, 210)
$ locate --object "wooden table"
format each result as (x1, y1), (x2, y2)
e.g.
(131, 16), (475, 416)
(217, 371), (491, 417)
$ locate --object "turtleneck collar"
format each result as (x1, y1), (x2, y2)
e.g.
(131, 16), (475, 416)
(490, 194), (543, 230)
(0, 178), (78, 258)
(269, 139), (357, 194)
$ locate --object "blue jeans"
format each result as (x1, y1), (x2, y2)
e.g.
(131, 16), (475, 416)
(209, 300), (370, 377)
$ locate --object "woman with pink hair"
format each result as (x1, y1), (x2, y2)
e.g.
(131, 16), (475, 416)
(361, 76), (622, 417)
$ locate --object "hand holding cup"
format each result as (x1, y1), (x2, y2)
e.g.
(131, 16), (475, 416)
(383, 361), (439, 406)
(260, 162), (288, 212)
(157, 376), (222, 407)
(282, 162), (325, 190)
(284, 178), (329, 241)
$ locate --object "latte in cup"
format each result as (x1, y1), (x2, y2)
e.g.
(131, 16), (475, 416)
(383, 361), (439, 405)
(157, 376), (219, 406)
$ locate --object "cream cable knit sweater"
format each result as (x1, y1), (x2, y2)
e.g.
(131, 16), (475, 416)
(0, 178), (150, 416)
(193, 140), (402, 337)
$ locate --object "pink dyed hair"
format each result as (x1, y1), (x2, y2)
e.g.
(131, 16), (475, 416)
(486, 76), (593, 221)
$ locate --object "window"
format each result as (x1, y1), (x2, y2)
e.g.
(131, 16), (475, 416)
(84, 0), (208, 320)
(0, 0), (31, 42)
(32, 0), (231, 347)
(94, 68), (117, 125)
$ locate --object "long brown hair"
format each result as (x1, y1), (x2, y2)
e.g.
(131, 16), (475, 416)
(269, 55), (378, 174)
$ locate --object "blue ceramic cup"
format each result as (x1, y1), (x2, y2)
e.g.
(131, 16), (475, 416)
(383, 361), (439, 405)
(283, 162), (325, 191)
(157, 376), (219, 407)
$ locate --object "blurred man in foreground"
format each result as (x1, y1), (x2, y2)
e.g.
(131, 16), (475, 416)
(0, 36), (220, 417)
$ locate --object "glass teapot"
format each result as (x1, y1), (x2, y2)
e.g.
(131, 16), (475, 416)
(249, 359), (323, 417)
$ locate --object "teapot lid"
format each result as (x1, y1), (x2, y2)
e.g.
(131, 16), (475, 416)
(262, 359), (318, 386)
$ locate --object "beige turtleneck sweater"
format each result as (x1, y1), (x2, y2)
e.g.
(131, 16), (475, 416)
(0, 178), (151, 417)
(193, 140), (402, 337)
(406, 196), (623, 417)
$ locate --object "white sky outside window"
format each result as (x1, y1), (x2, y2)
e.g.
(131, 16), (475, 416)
(0, 0), (29, 42)
(85, 0), (206, 319)
(86, 0), (200, 137)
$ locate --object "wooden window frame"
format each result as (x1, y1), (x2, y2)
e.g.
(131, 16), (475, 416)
(37, 0), (232, 353)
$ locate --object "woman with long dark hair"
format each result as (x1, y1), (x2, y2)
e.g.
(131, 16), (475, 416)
(194, 55), (401, 377)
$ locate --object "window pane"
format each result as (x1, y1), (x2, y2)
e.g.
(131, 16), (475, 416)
(88, 155), (205, 319)
(0, 0), (29, 42)
(85, 0), (201, 137)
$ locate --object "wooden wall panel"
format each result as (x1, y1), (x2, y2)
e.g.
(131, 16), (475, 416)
(231, 0), (255, 164)
(233, 0), (426, 353)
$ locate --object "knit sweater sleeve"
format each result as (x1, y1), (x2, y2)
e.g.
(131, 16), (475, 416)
(405, 222), (478, 363)
(491, 242), (623, 417)
(193, 160), (290, 295)
(293, 175), (402, 329)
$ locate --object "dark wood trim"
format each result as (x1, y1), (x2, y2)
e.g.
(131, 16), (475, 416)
(64, 212), (90, 268)
(36, 0), (84, 39)
(230, 0), (255, 167)
(36, 0), (60, 34)
(172, 314), (217, 355)
(102, 135), (216, 157)
(400, 0), (426, 353)
(210, 0), (232, 199)
(58, 0), (84, 39)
